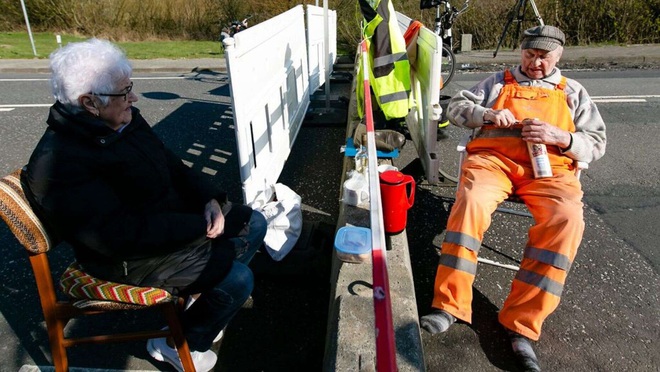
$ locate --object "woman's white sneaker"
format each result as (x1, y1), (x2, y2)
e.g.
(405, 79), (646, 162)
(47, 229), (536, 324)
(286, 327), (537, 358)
(146, 337), (217, 372)
(213, 329), (225, 343)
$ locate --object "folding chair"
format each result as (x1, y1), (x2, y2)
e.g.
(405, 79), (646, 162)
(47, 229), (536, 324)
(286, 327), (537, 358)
(455, 130), (587, 270)
(0, 168), (196, 372)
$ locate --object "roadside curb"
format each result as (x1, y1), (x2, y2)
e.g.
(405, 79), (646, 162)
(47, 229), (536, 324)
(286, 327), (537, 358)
(455, 44), (660, 71)
(323, 62), (425, 371)
(1, 44), (658, 74)
(0, 58), (228, 74)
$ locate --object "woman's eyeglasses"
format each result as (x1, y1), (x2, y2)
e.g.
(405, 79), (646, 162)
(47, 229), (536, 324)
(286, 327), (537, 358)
(92, 82), (134, 101)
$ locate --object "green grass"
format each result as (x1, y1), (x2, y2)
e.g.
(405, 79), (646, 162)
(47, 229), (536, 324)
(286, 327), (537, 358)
(0, 32), (223, 59)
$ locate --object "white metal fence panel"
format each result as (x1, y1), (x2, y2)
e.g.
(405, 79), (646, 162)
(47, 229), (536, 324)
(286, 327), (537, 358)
(224, 5), (310, 206)
(396, 12), (443, 184)
(306, 4), (337, 94)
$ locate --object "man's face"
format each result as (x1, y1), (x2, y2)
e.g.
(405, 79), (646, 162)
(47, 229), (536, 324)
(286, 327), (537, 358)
(520, 48), (562, 79)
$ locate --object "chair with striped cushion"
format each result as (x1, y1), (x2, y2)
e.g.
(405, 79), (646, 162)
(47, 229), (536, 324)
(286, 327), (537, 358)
(0, 168), (195, 372)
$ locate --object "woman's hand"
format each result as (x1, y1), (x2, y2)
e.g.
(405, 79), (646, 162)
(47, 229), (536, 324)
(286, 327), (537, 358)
(521, 118), (572, 148)
(483, 108), (518, 128)
(204, 199), (225, 238)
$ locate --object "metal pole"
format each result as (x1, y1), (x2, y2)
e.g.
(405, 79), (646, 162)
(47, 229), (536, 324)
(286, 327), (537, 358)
(20, 0), (38, 57)
(528, 0), (544, 26)
(323, 0), (331, 109)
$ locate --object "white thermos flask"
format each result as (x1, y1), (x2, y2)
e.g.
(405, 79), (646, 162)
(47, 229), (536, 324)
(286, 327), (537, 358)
(523, 118), (553, 178)
(527, 142), (552, 178)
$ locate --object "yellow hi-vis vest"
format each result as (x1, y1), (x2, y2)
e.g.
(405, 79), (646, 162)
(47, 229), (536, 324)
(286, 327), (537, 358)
(357, 0), (411, 121)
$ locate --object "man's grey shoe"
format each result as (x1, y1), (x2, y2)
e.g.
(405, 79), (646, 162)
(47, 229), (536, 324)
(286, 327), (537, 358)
(508, 330), (541, 372)
(147, 337), (217, 372)
(420, 309), (456, 334)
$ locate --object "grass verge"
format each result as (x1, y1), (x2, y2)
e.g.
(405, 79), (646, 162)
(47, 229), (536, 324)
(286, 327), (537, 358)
(0, 32), (223, 59)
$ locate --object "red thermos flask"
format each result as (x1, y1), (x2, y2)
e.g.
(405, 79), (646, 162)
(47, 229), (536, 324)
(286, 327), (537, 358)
(379, 170), (415, 234)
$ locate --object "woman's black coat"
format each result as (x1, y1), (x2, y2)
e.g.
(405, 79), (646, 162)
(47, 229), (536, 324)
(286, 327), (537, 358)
(23, 103), (233, 284)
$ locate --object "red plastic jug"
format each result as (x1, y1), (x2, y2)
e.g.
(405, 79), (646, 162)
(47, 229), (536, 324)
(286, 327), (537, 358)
(379, 170), (415, 234)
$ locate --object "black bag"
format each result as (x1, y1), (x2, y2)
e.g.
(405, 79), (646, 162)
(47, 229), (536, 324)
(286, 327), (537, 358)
(221, 201), (254, 238)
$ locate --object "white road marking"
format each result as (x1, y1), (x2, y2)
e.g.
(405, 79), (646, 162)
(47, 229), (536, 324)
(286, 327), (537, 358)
(0, 78), (48, 81)
(0, 76), (188, 82)
(592, 95), (660, 99)
(20, 365), (155, 372)
(1, 97), (653, 109)
(3, 83), (654, 110)
(592, 98), (647, 103)
(0, 76), (193, 112)
(0, 104), (51, 108)
(591, 95), (660, 103)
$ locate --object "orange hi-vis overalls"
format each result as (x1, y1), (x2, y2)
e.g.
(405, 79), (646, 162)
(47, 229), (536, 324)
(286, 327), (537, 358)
(432, 70), (585, 341)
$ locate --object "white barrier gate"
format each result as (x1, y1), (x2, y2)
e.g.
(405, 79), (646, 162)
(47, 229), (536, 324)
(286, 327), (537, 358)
(396, 12), (443, 184)
(224, 5), (310, 206)
(306, 4), (337, 93)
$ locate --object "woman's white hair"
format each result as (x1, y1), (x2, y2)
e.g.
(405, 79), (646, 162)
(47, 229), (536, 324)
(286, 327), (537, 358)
(49, 38), (132, 113)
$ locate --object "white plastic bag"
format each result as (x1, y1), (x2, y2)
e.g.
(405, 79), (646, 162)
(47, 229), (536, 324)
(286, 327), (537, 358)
(257, 183), (303, 261)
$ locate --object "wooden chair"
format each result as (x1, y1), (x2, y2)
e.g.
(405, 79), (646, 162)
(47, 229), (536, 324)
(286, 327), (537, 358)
(0, 168), (196, 372)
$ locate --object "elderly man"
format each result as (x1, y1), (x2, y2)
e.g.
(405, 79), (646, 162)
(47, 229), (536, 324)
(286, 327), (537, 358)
(420, 25), (606, 371)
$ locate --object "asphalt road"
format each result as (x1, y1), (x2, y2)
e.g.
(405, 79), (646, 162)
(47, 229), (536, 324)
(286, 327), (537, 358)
(0, 67), (658, 371)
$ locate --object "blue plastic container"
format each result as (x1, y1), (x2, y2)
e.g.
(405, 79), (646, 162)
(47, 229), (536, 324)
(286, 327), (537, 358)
(334, 226), (371, 263)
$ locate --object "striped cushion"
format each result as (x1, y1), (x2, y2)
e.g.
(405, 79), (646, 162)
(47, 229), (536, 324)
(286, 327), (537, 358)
(0, 169), (52, 254)
(0, 168), (171, 307)
(69, 299), (153, 311)
(60, 262), (172, 306)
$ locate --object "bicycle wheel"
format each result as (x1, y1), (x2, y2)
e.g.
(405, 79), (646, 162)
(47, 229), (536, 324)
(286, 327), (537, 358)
(440, 44), (456, 87)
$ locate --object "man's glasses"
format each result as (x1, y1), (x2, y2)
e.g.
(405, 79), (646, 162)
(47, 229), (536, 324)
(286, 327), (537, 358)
(92, 82), (134, 101)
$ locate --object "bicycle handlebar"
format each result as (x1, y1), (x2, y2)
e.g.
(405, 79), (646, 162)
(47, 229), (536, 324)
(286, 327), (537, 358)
(448, 0), (470, 21)
(455, 0), (470, 16)
(433, 0), (470, 30)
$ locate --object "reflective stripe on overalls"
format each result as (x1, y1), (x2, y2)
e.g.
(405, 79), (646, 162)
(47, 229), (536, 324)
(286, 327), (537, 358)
(431, 69), (585, 341)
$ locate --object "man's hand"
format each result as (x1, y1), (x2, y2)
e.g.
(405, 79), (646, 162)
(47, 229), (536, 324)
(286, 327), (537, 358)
(483, 108), (518, 128)
(204, 199), (225, 239)
(521, 118), (572, 148)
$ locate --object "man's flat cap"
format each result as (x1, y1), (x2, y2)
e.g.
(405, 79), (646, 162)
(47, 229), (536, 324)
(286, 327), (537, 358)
(521, 25), (565, 51)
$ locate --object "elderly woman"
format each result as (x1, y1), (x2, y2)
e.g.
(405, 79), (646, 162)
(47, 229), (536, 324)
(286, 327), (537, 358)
(23, 38), (267, 371)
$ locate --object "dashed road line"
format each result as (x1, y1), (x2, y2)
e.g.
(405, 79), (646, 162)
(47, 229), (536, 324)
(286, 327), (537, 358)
(592, 98), (647, 103)
(592, 94), (660, 103)
(0, 76), (188, 82)
(0, 104), (52, 108)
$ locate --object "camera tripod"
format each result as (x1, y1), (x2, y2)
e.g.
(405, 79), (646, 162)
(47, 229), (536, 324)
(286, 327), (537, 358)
(493, 0), (544, 58)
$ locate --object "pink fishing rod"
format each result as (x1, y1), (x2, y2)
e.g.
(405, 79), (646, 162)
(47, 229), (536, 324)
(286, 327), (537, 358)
(360, 39), (397, 372)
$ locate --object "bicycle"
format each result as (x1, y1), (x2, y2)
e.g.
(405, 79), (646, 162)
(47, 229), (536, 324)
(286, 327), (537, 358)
(493, 0), (544, 58)
(219, 14), (253, 43)
(420, 0), (470, 88)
